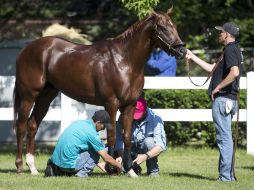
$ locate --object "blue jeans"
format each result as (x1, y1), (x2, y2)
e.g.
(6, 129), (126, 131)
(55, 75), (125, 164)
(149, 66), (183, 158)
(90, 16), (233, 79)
(132, 137), (159, 175)
(212, 96), (237, 181)
(75, 150), (100, 177)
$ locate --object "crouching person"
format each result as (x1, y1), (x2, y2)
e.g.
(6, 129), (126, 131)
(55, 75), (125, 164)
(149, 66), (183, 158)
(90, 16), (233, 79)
(44, 110), (123, 178)
(115, 97), (167, 176)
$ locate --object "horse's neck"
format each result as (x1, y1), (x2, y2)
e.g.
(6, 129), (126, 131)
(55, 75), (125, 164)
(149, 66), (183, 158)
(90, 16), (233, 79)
(120, 21), (154, 70)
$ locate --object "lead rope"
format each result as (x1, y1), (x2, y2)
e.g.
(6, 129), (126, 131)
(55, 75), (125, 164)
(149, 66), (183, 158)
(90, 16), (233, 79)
(231, 91), (239, 181)
(230, 46), (242, 181)
(187, 53), (224, 87)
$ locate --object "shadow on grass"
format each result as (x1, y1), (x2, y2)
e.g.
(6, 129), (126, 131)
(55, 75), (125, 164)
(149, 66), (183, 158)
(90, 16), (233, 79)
(0, 169), (34, 174)
(241, 166), (254, 170)
(0, 169), (18, 174)
(164, 172), (215, 181)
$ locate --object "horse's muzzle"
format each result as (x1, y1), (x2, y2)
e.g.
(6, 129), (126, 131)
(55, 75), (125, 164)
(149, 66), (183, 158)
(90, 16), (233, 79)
(172, 43), (186, 59)
(176, 46), (187, 59)
(164, 43), (186, 59)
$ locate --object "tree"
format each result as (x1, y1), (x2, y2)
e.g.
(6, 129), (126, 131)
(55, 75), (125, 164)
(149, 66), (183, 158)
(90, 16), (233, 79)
(120, 0), (160, 18)
(1, 0), (253, 49)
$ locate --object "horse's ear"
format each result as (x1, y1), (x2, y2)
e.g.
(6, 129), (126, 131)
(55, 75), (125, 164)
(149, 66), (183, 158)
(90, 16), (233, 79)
(167, 5), (174, 16)
(151, 10), (160, 18)
(147, 9), (159, 24)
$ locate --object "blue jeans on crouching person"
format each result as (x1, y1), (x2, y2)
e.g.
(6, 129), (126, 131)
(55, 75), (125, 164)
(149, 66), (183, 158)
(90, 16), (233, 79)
(46, 150), (99, 177)
(212, 96), (237, 181)
(132, 137), (159, 175)
(75, 150), (100, 177)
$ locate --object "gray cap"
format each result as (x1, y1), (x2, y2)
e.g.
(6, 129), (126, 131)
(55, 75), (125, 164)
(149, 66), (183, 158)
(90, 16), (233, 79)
(93, 110), (112, 130)
(215, 22), (239, 36)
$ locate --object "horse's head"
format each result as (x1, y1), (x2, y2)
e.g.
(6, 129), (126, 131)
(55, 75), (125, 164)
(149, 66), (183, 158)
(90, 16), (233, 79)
(151, 8), (186, 59)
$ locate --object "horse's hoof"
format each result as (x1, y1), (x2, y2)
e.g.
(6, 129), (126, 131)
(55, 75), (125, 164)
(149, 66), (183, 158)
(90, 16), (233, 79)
(26, 163), (39, 175)
(31, 170), (39, 175)
(17, 169), (24, 175)
(127, 169), (138, 178)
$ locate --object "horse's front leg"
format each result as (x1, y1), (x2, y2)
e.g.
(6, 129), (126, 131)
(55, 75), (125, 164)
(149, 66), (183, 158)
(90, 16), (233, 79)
(121, 105), (136, 174)
(105, 100), (118, 159)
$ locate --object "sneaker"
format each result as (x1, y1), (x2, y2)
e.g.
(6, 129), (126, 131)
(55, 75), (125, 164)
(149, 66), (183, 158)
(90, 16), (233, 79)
(216, 177), (235, 182)
(149, 172), (159, 177)
(75, 173), (89, 178)
(44, 159), (54, 177)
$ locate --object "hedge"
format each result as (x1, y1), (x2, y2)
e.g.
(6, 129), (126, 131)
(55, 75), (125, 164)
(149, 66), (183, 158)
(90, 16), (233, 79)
(143, 89), (247, 147)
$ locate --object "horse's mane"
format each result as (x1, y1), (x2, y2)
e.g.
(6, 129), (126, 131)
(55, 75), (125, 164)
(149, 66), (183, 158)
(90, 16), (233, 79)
(116, 15), (153, 40)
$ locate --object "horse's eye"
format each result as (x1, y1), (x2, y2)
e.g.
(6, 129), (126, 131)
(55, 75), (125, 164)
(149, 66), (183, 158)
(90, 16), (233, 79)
(158, 25), (167, 32)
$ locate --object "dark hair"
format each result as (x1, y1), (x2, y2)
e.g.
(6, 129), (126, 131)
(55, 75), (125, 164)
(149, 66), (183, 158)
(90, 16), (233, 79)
(93, 110), (112, 130)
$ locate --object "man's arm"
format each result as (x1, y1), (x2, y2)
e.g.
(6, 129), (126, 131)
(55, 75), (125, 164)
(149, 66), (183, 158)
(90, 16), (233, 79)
(211, 66), (240, 100)
(133, 145), (162, 165)
(186, 49), (215, 72)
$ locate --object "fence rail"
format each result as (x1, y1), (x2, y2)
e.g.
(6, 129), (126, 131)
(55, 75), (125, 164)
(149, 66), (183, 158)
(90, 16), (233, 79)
(0, 73), (253, 155)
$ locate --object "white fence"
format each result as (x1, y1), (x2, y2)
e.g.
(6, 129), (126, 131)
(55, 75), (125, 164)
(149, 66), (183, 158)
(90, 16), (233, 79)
(0, 72), (253, 155)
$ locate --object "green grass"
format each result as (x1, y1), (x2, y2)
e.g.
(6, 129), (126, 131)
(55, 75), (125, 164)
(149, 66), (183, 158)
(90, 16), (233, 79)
(0, 145), (254, 190)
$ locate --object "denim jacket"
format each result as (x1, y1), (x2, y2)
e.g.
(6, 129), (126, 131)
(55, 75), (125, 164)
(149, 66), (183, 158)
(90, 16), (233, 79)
(115, 108), (167, 151)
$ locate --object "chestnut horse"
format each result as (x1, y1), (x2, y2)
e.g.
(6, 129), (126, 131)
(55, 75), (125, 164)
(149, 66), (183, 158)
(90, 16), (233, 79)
(14, 8), (186, 175)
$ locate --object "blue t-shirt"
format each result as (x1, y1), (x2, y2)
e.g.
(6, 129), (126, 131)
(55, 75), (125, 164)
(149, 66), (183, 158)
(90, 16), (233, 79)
(51, 120), (105, 168)
(146, 50), (177, 76)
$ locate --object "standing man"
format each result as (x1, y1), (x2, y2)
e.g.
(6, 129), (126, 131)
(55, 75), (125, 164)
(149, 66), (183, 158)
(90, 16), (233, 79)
(186, 22), (243, 181)
(115, 97), (167, 176)
(44, 110), (123, 178)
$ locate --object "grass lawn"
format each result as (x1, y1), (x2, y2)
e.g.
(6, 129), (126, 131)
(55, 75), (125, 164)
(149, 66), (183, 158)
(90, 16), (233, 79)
(0, 145), (253, 190)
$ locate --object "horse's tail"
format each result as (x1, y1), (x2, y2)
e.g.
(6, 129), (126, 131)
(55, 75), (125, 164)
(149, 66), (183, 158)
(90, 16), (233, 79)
(13, 81), (20, 132)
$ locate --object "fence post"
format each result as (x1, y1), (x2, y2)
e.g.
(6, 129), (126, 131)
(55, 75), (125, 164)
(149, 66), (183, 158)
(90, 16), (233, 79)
(247, 71), (254, 155)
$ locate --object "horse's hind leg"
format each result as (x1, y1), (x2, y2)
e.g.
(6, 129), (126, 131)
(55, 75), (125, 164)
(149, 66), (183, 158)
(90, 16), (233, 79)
(15, 98), (34, 174)
(26, 84), (58, 175)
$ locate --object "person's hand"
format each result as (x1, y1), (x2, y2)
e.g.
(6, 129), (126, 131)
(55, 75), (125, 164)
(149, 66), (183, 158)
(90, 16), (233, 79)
(185, 49), (193, 60)
(116, 156), (122, 164)
(133, 154), (147, 165)
(211, 86), (221, 101)
(97, 162), (107, 172)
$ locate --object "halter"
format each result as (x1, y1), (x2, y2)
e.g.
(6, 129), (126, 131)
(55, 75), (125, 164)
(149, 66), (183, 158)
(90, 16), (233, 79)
(155, 27), (185, 57)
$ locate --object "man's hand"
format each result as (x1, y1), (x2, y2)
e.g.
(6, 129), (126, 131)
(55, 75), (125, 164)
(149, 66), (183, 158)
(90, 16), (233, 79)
(211, 86), (221, 101)
(116, 157), (122, 164)
(97, 162), (107, 172)
(133, 154), (148, 165)
(185, 49), (193, 60)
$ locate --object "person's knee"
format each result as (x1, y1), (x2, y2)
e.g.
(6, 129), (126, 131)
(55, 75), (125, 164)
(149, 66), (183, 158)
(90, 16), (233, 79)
(143, 137), (155, 150)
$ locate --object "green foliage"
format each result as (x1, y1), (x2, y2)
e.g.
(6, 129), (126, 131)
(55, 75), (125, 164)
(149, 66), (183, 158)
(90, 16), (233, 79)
(144, 89), (247, 147)
(1, 0), (254, 52)
(120, 0), (160, 18)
